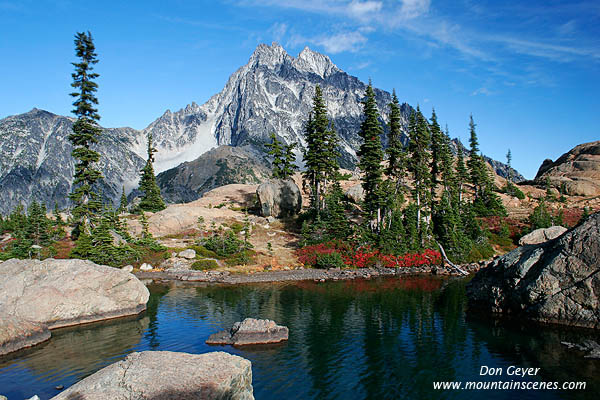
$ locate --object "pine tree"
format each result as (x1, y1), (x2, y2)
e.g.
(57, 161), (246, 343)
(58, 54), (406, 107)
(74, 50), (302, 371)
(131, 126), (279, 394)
(265, 133), (298, 179)
(282, 142), (298, 179)
(386, 90), (407, 193)
(429, 109), (443, 204)
(357, 83), (385, 231)
(407, 107), (432, 245)
(467, 115), (487, 198)
(455, 144), (468, 204)
(118, 186), (128, 214)
(439, 126), (456, 199)
(138, 133), (166, 212)
(69, 31), (103, 237)
(302, 85), (338, 215)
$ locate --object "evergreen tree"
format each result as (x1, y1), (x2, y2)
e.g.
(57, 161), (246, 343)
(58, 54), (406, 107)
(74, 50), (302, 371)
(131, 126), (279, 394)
(439, 126), (456, 199)
(68, 31), (103, 237)
(282, 141), (299, 179)
(302, 85), (338, 215)
(265, 133), (298, 179)
(357, 83), (385, 231)
(322, 181), (351, 240)
(265, 132), (285, 177)
(455, 144), (468, 204)
(466, 116), (505, 216)
(118, 186), (128, 214)
(407, 107), (432, 245)
(429, 109), (443, 204)
(467, 115), (487, 197)
(138, 132), (166, 212)
(386, 90), (407, 193)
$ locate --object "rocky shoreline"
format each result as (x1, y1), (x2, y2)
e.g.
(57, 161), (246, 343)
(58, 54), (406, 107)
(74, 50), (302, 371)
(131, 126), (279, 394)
(135, 260), (490, 285)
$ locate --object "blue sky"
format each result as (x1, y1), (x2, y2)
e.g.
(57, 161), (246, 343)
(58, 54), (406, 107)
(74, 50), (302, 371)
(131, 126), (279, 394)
(1, 0), (598, 179)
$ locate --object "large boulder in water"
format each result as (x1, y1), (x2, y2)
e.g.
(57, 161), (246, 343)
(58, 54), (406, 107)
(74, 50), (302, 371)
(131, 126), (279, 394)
(256, 179), (302, 218)
(467, 213), (600, 329)
(0, 313), (50, 356)
(0, 258), (149, 329)
(51, 351), (254, 400)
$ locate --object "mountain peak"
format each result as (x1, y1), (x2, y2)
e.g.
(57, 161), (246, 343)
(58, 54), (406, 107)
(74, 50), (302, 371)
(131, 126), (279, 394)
(294, 46), (339, 78)
(250, 42), (289, 67)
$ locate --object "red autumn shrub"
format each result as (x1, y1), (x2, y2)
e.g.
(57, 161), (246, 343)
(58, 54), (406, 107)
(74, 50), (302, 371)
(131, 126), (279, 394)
(296, 242), (442, 269)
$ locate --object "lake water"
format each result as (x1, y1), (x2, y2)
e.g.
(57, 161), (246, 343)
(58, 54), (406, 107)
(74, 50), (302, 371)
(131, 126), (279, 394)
(0, 277), (598, 399)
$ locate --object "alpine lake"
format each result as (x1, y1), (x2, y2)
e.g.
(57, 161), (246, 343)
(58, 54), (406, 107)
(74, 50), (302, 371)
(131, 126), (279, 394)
(1, 276), (598, 400)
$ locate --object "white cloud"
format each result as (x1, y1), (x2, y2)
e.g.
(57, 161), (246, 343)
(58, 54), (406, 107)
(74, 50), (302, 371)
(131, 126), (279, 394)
(291, 31), (367, 54)
(268, 22), (288, 41)
(399, 0), (430, 19)
(471, 87), (491, 96)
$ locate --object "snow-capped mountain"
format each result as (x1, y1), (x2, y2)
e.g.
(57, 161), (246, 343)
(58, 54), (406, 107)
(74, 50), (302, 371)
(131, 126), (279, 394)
(0, 43), (522, 213)
(144, 42), (412, 172)
(0, 108), (145, 214)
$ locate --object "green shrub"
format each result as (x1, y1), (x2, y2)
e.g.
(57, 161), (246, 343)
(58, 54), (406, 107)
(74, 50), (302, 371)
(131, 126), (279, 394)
(313, 252), (345, 269)
(191, 259), (219, 270)
(201, 230), (250, 257)
(224, 250), (255, 266)
(189, 245), (219, 259)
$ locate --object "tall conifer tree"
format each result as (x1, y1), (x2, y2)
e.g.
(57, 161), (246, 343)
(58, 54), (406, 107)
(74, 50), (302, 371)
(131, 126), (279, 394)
(69, 31), (103, 237)
(407, 107), (432, 244)
(138, 133), (166, 212)
(302, 85), (338, 214)
(358, 83), (385, 231)
(386, 90), (406, 193)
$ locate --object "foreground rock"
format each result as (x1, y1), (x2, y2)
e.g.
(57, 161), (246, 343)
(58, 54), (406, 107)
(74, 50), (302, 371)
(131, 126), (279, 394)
(0, 314), (50, 356)
(51, 351), (254, 400)
(467, 213), (600, 329)
(256, 179), (302, 218)
(518, 226), (567, 245)
(0, 258), (149, 329)
(206, 318), (289, 345)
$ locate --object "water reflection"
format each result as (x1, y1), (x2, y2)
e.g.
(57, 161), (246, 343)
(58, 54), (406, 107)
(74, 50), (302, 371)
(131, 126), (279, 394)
(0, 277), (598, 400)
(0, 316), (149, 400)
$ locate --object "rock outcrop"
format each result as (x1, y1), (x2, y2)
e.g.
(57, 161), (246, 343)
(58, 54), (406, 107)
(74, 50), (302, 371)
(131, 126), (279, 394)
(345, 184), (365, 204)
(157, 145), (270, 204)
(206, 318), (289, 346)
(467, 213), (600, 329)
(534, 140), (600, 196)
(256, 180), (302, 218)
(0, 314), (50, 356)
(51, 351), (254, 400)
(0, 258), (149, 329)
(518, 226), (568, 245)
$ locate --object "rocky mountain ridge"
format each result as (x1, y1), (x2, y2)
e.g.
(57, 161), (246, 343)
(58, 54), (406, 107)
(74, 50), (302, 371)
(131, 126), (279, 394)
(0, 43), (523, 213)
(0, 108), (144, 214)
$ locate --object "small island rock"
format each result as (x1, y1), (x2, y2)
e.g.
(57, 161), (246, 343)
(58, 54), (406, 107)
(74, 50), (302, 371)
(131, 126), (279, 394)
(206, 318), (289, 346)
